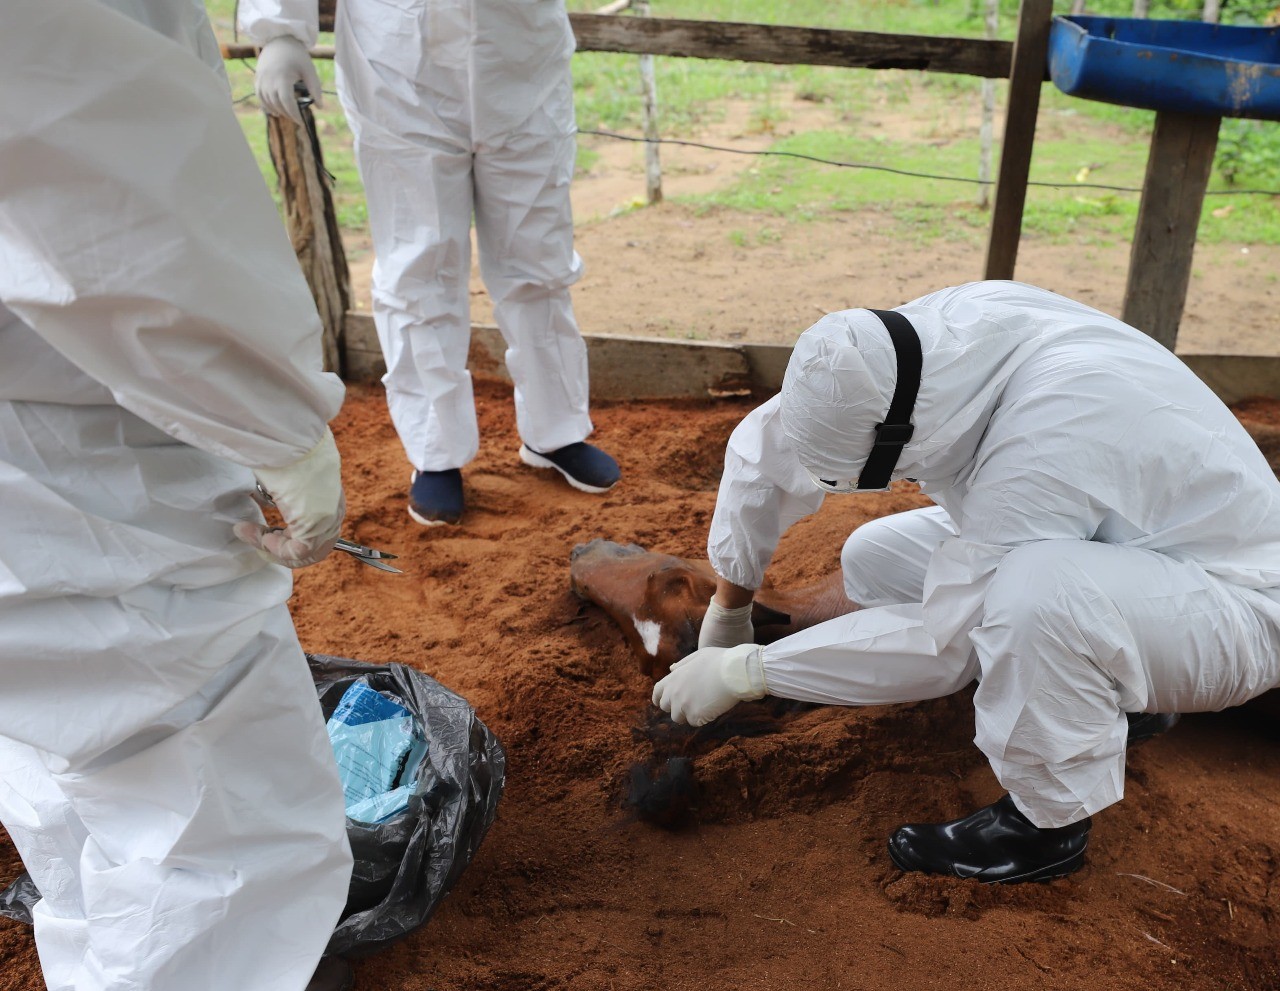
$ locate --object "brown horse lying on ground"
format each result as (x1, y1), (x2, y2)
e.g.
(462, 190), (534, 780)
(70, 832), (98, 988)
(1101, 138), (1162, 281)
(569, 539), (1280, 827)
(569, 538), (856, 680)
(570, 538), (858, 827)
(570, 539), (1280, 725)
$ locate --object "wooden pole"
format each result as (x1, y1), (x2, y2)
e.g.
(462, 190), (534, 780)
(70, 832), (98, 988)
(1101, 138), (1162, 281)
(223, 43), (335, 59)
(977, 0), (999, 209)
(983, 0), (1051, 280)
(223, 22), (1014, 79)
(1121, 111), (1220, 351)
(635, 0), (663, 204)
(265, 104), (351, 375)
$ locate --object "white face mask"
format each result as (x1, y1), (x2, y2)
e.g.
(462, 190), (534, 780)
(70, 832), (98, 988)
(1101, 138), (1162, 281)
(802, 466), (889, 495)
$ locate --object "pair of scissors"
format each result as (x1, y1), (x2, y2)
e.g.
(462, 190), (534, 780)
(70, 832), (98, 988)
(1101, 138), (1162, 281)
(333, 537), (403, 574)
(255, 483), (403, 574)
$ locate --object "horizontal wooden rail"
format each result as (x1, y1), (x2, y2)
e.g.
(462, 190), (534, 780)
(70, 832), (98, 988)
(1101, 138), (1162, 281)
(568, 14), (1014, 77)
(343, 312), (1280, 405)
(228, 13), (1018, 79)
(223, 43), (332, 58)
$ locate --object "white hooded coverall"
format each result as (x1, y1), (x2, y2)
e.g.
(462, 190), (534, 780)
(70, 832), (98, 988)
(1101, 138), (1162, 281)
(0, 2), (352, 988)
(709, 281), (1280, 828)
(239, 0), (594, 471)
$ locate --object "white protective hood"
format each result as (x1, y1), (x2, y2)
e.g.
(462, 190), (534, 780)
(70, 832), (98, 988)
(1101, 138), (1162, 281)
(710, 280), (1280, 593)
(779, 283), (1083, 490)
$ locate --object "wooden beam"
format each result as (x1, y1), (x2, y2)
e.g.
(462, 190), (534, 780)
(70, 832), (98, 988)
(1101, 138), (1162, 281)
(223, 27), (1010, 76)
(983, 0), (1052, 280)
(343, 313), (753, 398)
(1122, 111), (1221, 351)
(304, 7), (1014, 77)
(221, 43), (334, 59)
(569, 14), (1012, 77)
(345, 311), (1280, 403)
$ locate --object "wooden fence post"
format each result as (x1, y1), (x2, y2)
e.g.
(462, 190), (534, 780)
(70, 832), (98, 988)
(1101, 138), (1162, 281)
(636, 0), (663, 204)
(265, 104), (350, 376)
(983, 0), (1051, 280)
(977, 0), (999, 208)
(1121, 111), (1220, 350)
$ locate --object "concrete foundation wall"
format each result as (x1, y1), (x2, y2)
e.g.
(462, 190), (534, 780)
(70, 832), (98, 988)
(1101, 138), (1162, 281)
(343, 312), (1280, 405)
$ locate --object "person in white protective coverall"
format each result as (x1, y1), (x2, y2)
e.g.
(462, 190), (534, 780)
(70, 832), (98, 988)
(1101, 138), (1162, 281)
(240, 0), (621, 527)
(0, 1), (355, 988)
(653, 280), (1280, 884)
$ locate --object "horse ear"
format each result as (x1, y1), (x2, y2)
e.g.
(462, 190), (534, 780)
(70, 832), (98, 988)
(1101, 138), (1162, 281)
(751, 601), (791, 628)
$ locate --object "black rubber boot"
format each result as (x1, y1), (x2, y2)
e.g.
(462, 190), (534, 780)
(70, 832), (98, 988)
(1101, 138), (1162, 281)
(887, 794), (1091, 884)
(306, 956), (354, 991)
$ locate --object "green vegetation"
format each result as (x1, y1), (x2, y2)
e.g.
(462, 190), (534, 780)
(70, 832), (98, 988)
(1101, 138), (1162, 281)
(204, 0), (1280, 246)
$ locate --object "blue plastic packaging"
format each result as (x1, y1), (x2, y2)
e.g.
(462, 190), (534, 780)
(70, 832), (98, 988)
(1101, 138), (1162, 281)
(326, 681), (429, 824)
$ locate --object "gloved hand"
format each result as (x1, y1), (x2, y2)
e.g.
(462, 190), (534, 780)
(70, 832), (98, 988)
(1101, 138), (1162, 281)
(234, 428), (345, 569)
(652, 643), (767, 727)
(698, 597), (755, 649)
(254, 35), (322, 125)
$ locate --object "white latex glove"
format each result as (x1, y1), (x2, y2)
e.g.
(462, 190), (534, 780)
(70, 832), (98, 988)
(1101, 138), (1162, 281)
(255, 35), (322, 125)
(698, 597), (755, 649)
(234, 428), (345, 569)
(652, 643), (767, 727)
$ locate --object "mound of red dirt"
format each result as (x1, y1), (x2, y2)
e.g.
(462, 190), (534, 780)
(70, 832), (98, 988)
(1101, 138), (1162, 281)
(2, 382), (1278, 991)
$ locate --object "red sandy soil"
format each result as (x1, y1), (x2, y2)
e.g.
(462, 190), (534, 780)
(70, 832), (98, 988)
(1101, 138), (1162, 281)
(3, 383), (1280, 991)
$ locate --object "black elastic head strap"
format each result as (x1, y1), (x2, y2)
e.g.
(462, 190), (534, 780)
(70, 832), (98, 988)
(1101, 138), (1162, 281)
(856, 309), (922, 490)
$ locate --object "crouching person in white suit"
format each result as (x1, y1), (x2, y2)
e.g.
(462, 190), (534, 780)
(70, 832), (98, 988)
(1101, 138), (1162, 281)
(655, 280), (1280, 884)
(0, 1), (354, 988)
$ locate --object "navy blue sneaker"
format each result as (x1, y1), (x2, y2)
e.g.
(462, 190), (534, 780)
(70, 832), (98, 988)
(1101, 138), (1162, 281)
(519, 442), (620, 494)
(408, 468), (464, 526)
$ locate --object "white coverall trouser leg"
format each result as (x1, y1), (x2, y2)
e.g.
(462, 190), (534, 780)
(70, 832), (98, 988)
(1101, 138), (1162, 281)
(0, 400), (352, 991)
(782, 506), (1280, 827)
(0, 611), (347, 991)
(336, 12), (592, 472)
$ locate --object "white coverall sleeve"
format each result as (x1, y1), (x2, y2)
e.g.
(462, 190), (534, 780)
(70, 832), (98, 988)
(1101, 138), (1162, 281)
(237, 0), (319, 47)
(707, 395), (828, 590)
(0, 0), (342, 471)
(760, 461), (1106, 707)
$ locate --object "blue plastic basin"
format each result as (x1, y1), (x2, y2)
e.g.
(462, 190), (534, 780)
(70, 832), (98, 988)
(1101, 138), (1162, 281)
(1049, 16), (1280, 120)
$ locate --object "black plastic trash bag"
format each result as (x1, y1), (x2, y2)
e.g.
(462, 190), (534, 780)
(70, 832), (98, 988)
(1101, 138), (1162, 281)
(0, 872), (36, 926)
(311, 653), (505, 957)
(0, 653), (506, 961)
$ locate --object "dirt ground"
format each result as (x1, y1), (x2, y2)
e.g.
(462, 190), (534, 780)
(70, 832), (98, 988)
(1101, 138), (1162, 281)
(4, 76), (1280, 991)
(3, 384), (1279, 991)
(342, 86), (1280, 356)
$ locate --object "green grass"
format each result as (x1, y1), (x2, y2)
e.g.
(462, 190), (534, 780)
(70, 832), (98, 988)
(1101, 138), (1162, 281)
(685, 126), (1143, 244)
(204, 0), (1280, 247)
